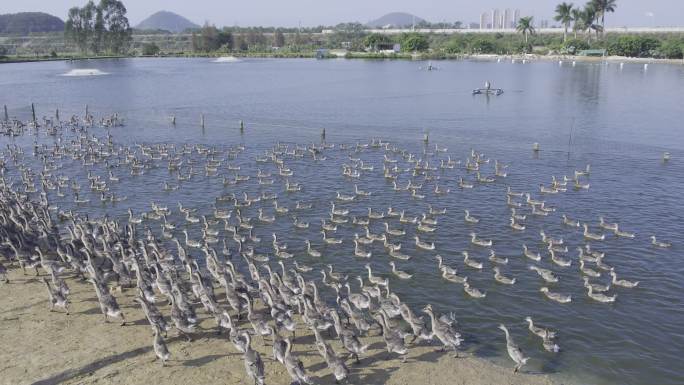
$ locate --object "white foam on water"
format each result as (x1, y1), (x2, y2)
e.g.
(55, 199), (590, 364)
(212, 56), (241, 63)
(61, 69), (109, 77)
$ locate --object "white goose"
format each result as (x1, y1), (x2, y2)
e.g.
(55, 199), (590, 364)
(610, 269), (639, 288)
(305, 240), (321, 257)
(384, 222), (405, 236)
(470, 232), (492, 247)
(599, 216), (618, 231)
(464, 210), (479, 224)
(321, 230), (343, 245)
(579, 260), (601, 277)
(529, 265), (558, 283)
(389, 262), (412, 279)
(353, 240), (372, 258)
(488, 250), (508, 264)
(562, 214), (580, 227)
(463, 282), (486, 298)
(587, 286), (617, 303)
(522, 244), (541, 261)
(498, 324), (530, 373)
(510, 217), (525, 231)
(540, 287), (572, 303)
(493, 267), (516, 284)
(650, 236), (672, 248)
(583, 224), (605, 241)
(462, 251), (483, 270)
(364, 264), (388, 286)
(415, 236), (435, 251)
(436, 255), (458, 275)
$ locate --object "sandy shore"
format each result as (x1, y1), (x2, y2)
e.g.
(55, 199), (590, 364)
(466, 53), (684, 65)
(0, 268), (556, 385)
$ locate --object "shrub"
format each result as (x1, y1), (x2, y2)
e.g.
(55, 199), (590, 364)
(142, 42), (160, 56)
(562, 38), (590, 54)
(470, 39), (497, 54)
(607, 35), (660, 57)
(657, 39), (684, 59)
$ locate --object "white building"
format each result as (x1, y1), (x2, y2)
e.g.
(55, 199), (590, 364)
(513, 9), (521, 28)
(504, 9), (513, 29)
(480, 12), (489, 29)
(492, 9), (501, 29)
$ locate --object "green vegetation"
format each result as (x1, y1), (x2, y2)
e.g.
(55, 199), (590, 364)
(64, 0), (132, 54)
(517, 16), (536, 45)
(141, 42), (160, 56)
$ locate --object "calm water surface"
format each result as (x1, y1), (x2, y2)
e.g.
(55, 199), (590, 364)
(1, 58), (683, 385)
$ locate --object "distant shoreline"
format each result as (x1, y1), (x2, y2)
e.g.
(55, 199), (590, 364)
(3, 52), (683, 65)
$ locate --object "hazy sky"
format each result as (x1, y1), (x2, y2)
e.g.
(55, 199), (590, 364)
(4, 0), (684, 27)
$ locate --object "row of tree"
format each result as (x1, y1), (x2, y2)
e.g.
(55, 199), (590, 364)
(64, 0), (132, 54)
(554, 0), (617, 42)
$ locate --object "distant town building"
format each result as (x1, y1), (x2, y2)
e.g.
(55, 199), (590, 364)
(504, 9), (513, 29)
(478, 8), (522, 29)
(480, 12), (489, 30)
(492, 9), (501, 29)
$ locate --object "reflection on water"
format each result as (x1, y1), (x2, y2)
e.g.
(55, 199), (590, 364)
(1, 58), (683, 385)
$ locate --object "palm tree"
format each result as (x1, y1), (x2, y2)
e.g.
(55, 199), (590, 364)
(580, 5), (602, 42)
(592, 0), (617, 32)
(554, 3), (575, 42)
(516, 16), (536, 44)
(571, 8), (584, 39)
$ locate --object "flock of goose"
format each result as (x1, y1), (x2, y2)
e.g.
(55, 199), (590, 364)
(0, 113), (672, 384)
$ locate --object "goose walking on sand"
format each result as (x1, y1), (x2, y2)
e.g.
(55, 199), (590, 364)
(242, 332), (265, 385)
(422, 304), (462, 356)
(152, 325), (171, 366)
(498, 324), (530, 373)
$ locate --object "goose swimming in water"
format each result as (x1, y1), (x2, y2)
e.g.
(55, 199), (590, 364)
(464, 210), (479, 224)
(579, 260), (601, 278)
(583, 277), (610, 292)
(583, 224), (605, 241)
(436, 255), (457, 275)
(587, 285), (617, 303)
(599, 216), (618, 232)
(650, 236), (672, 248)
(470, 232), (492, 247)
(488, 250), (508, 265)
(415, 235), (435, 250)
(441, 266), (467, 283)
(493, 267), (516, 284)
(524, 317), (556, 339)
(462, 251), (483, 270)
(498, 324), (530, 373)
(562, 214), (580, 227)
(540, 287), (572, 303)
(389, 261), (413, 279)
(522, 244), (541, 261)
(365, 264), (388, 286)
(610, 269), (639, 288)
(510, 217), (525, 231)
(529, 265), (558, 283)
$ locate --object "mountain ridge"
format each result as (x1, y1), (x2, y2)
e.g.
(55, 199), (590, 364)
(135, 11), (200, 33)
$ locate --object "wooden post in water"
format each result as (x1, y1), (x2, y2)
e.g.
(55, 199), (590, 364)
(170, 115), (176, 125)
(321, 128), (326, 141)
(56, 108), (60, 121)
(31, 103), (36, 124)
(200, 114), (205, 128)
(85, 104), (89, 118)
(423, 132), (429, 144)
(239, 120), (244, 133)
(3, 105), (7, 122)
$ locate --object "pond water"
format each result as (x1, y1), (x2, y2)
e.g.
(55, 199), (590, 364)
(1, 58), (683, 385)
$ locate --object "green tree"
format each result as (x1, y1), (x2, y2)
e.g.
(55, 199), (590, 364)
(400, 33), (429, 52)
(516, 16), (535, 44)
(65, 2), (96, 53)
(98, 0), (132, 54)
(274, 29), (285, 48)
(592, 0), (617, 33)
(142, 42), (160, 56)
(571, 8), (584, 39)
(554, 3), (574, 42)
(363, 33), (391, 50)
(658, 39), (683, 59)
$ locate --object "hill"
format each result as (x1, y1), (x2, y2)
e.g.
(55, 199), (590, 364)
(367, 12), (425, 28)
(135, 11), (199, 33)
(0, 12), (64, 35)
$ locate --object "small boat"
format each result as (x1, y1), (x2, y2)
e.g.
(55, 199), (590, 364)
(473, 88), (504, 95)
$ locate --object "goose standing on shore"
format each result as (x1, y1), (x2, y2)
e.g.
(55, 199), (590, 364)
(498, 324), (530, 373)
